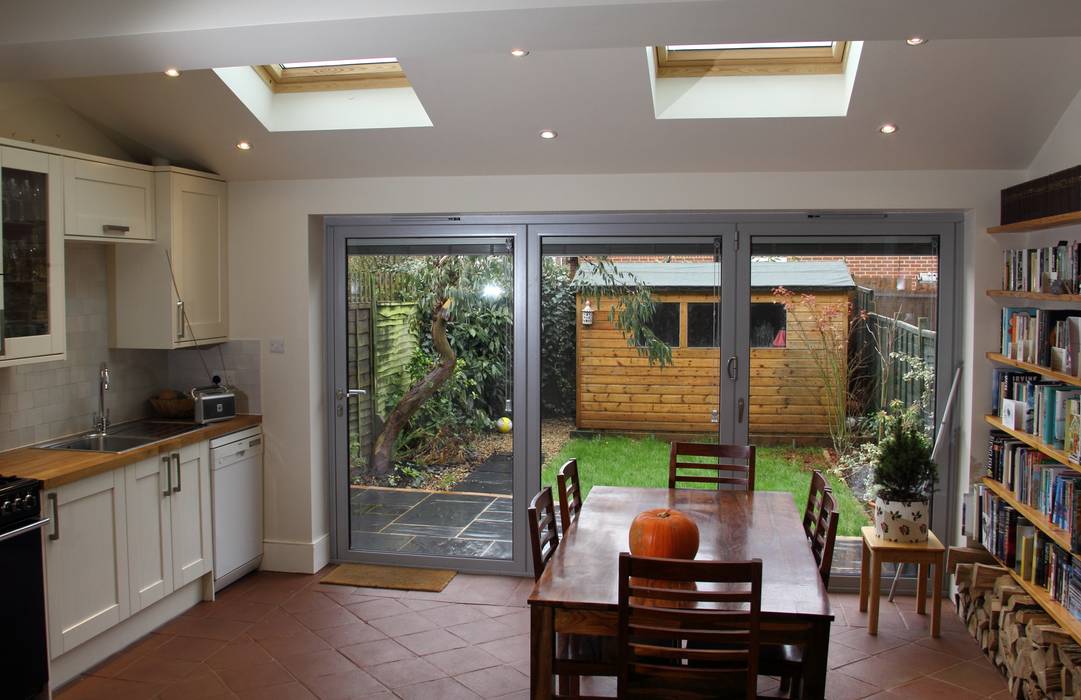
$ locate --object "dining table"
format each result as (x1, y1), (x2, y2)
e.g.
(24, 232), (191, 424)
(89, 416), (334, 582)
(528, 486), (834, 699)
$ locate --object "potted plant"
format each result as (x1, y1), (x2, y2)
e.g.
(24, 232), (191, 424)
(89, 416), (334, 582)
(872, 418), (937, 543)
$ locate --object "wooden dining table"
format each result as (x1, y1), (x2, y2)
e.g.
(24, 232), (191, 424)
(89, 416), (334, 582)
(528, 486), (834, 699)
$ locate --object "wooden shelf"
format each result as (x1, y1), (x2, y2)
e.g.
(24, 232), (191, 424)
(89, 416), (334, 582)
(986, 352), (1081, 387)
(983, 414), (1079, 471)
(988, 211), (1081, 234)
(980, 477), (1078, 558)
(986, 290), (1081, 303)
(984, 549), (1081, 646)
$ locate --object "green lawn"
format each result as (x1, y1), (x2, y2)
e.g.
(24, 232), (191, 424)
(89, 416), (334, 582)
(541, 435), (869, 537)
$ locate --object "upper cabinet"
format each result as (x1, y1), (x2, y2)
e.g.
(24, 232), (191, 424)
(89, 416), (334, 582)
(110, 171), (228, 349)
(63, 159), (154, 242)
(0, 146), (66, 367)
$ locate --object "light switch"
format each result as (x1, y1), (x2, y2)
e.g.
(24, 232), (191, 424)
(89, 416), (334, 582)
(269, 338), (285, 354)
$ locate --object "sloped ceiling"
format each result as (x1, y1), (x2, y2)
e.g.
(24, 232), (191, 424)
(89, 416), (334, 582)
(6, 0), (1081, 179)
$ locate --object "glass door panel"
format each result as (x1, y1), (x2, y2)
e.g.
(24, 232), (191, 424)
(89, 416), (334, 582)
(1, 167), (50, 345)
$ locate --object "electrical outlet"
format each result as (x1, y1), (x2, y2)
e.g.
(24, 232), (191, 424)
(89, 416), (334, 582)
(269, 338), (286, 354)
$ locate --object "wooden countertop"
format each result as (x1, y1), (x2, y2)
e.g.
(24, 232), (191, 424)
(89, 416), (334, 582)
(1, 415), (261, 489)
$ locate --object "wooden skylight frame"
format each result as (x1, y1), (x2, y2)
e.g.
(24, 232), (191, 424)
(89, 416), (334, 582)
(253, 60), (409, 93)
(655, 41), (849, 78)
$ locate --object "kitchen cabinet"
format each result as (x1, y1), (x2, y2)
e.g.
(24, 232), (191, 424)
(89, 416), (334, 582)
(63, 158), (154, 242)
(110, 170), (228, 348)
(0, 146), (66, 367)
(43, 470), (129, 659)
(124, 455), (173, 613)
(168, 440), (213, 587)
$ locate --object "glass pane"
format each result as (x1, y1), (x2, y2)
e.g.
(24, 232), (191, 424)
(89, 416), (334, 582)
(1, 167), (49, 339)
(748, 242), (939, 579)
(540, 245), (722, 510)
(345, 246), (514, 560)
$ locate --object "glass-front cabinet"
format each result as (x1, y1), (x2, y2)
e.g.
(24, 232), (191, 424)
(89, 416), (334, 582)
(0, 146), (65, 366)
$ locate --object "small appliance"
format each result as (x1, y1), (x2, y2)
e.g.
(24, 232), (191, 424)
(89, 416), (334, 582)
(191, 382), (237, 424)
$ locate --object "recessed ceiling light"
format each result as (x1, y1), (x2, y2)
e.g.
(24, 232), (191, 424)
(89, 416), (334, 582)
(510, 48), (529, 57)
(164, 67), (181, 77)
(906, 37), (927, 46)
(878, 123), (898, 135)
(539, 129), (557, 140)
(235, 141), (252, 151)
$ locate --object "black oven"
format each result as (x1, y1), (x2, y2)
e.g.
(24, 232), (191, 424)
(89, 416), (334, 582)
(0, 477), (50, 700)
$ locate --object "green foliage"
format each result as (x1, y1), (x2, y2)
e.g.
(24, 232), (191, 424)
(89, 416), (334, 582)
(872, 413), (937, 502)
(540, 258), (577, 418)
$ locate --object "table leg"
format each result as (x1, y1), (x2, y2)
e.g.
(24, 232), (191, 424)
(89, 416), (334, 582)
(916, 562), (928, 615)
(868, 550), (881, 635)
(800, 619), (831, 700)
(531, 605), (554, 700)
(859, 537), (870, 613)
(932, 558), (943, 638)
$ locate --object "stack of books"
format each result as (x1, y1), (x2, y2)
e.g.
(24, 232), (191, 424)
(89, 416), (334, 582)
(1002, 242), (1081, 294)
(1000, 307), (1081, 370)
(993, 370), (1081, 455)
(986, 434), (1081, 532)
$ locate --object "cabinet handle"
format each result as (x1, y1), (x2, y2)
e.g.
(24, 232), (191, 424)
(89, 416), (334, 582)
(162, 455), (172, 497)
(173, 453), (182, 493)
(176, 300), (185, 339)
(48, 492), (59, 541)
(102, 224), (130, 235)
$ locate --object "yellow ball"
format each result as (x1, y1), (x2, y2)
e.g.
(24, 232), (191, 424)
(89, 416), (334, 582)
(495, 417), (513, 433)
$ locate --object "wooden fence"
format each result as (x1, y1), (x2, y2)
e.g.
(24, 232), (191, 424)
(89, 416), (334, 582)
(867, 312), (936, 419)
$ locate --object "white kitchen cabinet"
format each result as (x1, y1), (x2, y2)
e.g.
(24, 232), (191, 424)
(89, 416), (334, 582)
(124, 455), (174, 613)
(167, 440), (213, 587)
(0, 146), (66, 367)
(63, 158), (154, 242)
(110, 170), (227, 349)
(44, 470), (129, 659)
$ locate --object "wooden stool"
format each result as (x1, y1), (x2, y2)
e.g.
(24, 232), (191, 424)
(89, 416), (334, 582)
(859, 525), (945, 638)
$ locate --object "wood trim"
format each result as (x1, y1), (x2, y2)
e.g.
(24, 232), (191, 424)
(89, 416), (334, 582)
(253, 62), (409, 92)
(986, 351), (1081, 388)
(986, 289), (1081, 302)
(980, 476), (1080, 559)
(983, 414), (1079, 473)
(985, 549), (1081, 646)
(655, 41), (848, 78)
(987, 211), (1081, 234)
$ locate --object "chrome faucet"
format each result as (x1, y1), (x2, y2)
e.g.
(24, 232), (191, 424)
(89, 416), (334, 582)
(94, 364), (111, 434)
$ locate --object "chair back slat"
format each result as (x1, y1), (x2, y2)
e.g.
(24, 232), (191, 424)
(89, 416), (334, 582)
(528, 487), (560, 581)
(668, 442), (755, 491)
(802, 469), (831, 540)
(556, 459), (584, 533)
(617, 553), (762, 700)
(810, 489), (840, 586)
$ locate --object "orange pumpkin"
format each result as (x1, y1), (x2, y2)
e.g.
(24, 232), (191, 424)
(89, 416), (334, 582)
(628, 508), (700, 559)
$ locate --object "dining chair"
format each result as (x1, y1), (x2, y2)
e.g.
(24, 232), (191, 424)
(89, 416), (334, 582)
(801, 469), (832, 541)
(762, 488), (840, 698)
(528, 486), (560, 581)
(615, 553), (765, 700)
(556, 459), (584, 533)
(668, 442), (756, 491)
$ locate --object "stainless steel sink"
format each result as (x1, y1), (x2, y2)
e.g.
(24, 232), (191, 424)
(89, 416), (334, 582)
(38, 419), (202, 453)
(109, 420), (202, 440)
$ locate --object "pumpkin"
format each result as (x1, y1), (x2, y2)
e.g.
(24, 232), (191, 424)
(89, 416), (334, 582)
(628, 508), (700, 559)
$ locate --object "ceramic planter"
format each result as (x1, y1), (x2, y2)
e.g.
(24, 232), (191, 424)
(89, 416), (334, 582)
(874, 497), (929, 543)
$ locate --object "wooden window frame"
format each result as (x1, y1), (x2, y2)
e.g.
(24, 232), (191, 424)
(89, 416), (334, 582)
(253, 62), (409, 93)
(655, 41), (848, 78)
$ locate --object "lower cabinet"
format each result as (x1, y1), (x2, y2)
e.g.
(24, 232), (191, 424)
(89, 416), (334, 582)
(44, 440), (213, 659)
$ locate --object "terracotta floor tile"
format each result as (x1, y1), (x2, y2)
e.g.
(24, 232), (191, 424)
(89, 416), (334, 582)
(300, 668), (388, 700)
(424, 645), (503, 675)
(148, 634), (227, 662)
(294, 606), (361, 631)
(365, 612), (439, 637)
(113, 655), (204, 684)
(365, 656), (445, 688)
(455, 665), (530, 698)
(395, 676), (482, 700)
(236, 680), (317, 699)
(217, 660), (296, 693)
(339, 638), (414, 668)
(477, 634), (530, 665)
(315, 621), (386, 648)
(55, 676), (166, 700)
(912, 631), (986, 661)
(277, 649), (358, 680)
(343, 598), (411, 621)
(832, 627), (909, 654)
(883, 676), (985, 700)
(402, 598), (452, 612)
(206, 599), (277, 623)
(930, 658), (1009, 696)
(159, 615), (252, 641)
(157, 668), (232, 700)
(396, 628), (469, 655)
(824, 670), (882, 700)
(446, 618), (518, 644)
(206, 639), (275, 670)
(283, 591), (340, 614)
(417, 603), (490, 626)
(258, 629), (334, 659)
(246, 611), (310, 640)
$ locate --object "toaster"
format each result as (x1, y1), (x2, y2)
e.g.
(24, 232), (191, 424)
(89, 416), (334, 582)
(191, 384), (237, 424)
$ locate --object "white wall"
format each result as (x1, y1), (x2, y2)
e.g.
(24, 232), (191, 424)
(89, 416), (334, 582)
(230, 169), (1017, 572)
(0, 82), (132, 160)
(1027, 87), (1081, 177)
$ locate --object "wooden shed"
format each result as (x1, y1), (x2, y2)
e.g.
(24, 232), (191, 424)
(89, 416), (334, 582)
(574, 260), (856, 441)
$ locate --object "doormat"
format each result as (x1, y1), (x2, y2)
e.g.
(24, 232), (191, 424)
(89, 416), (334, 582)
(320, 563), (457, 592)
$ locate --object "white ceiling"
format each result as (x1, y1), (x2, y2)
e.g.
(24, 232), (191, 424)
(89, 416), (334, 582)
(11, 0), (1081, 180)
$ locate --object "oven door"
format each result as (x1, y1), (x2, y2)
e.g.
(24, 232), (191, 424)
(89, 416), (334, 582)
(0, 516), (51, 700)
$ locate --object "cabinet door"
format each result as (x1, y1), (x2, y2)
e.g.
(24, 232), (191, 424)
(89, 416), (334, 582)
(0, 146), (65, 365)
(63, 159), (154, 241)
(124, 455), (174, 612)
(44, 470), (129, 658)
(169, 441), (213, 587)
(171, 175), (227, 344)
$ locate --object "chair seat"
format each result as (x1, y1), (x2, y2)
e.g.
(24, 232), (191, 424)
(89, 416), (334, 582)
(759, 642), (802, 669)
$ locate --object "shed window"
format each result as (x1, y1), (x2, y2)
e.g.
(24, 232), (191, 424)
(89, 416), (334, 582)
(687, 303), (719, 347)
(638, 302), (680, 347)
(751, 303), (787, 348)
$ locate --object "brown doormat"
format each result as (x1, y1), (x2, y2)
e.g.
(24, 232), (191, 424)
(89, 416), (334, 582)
(320, 563), (457, 592)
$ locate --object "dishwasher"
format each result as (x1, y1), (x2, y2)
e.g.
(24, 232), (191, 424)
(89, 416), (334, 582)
(210, 425), (263, 591)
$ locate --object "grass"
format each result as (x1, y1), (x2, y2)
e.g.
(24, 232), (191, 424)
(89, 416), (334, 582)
(542, 435), (869, 537)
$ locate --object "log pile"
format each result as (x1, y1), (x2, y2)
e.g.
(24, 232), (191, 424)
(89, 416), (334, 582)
(955, 563), (1081, 699)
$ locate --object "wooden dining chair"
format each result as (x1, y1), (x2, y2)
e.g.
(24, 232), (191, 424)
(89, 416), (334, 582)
(801, 469), (832, 541)
(556, 459), (584, 533)
(810, 489), (840, 587)
(668, 442), (756, 491)
(528, 487), (560, 581)
(616, 553), (764, 700)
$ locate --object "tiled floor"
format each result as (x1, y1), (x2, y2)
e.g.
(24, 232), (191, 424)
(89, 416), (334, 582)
(57, 570), (1009, 700)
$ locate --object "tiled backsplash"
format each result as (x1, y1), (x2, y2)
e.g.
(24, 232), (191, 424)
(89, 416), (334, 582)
(167, 340), (261, 414)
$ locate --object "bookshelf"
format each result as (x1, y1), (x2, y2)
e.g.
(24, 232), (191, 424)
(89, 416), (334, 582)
(987, 290), (1081, 303)
(984, 414), (1078, 471)
(988, 211), (1081, 235)
(980, 477), (1077, 558)
(986, 352), (1081, 388)
(986, 551), (1081, 643)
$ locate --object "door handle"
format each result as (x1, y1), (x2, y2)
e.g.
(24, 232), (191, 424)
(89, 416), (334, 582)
(726, 355), (738, 380)
(102, 224), (130, 235)
(737, 398), (745, 424)
(172, 453), (182, 493)
(176, 300), (185, 339)
(162, 455), (172, 497)
(336, 388), (368, 401)
(47, 492), (59, 541)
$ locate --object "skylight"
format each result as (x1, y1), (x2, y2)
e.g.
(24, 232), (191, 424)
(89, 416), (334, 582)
(656, 41), (848, 77)
(254, 58), (408, 92)
(279, 58), (398, 69)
